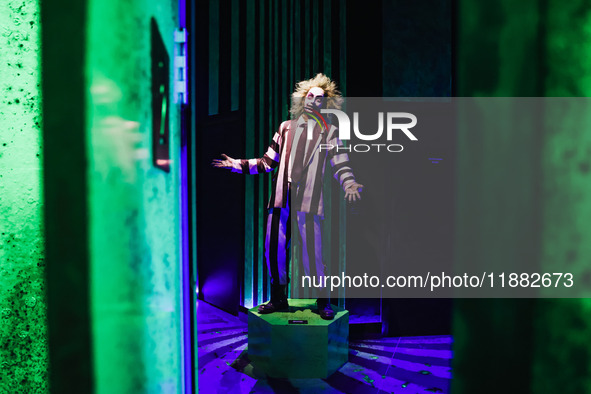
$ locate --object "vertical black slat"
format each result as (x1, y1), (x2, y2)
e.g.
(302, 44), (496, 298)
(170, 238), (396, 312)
(275, 0), (280, 119)
(253, 0), (261, 306)
(266, 0), (272, 135)
(281, 0), (288, 119)
(271, 0), (277, 132)
(311, 0), (316, 75)
(239, 0), (247, 105)
(194, 0), (207, 304)
(231, 0), (240, 110)
(339, 0), (346, 95)
(208, 0), (220, 114)
(252, 0), (262, 305)
(312, 0), (319, 73)
(195, 1), (210, 121)
(330, 0), (340, 85)
(301, 0), (307, 79)
(267, 0), (273, 134)
(321, 0), (329, 76)
(218, 0), (231, 112)
(41, 0), (92, 391)
(246, 0), (257, 308)
(304, 0), (310, 78)
(240, 0), (250, 307)
(294, 0), (301, 82)
(283, 0), (288, 118)
(345, 0), (382, 96)
(259, 0), (268, 302)
(288, 0), (294, 111)
(265, 0), (274, 301)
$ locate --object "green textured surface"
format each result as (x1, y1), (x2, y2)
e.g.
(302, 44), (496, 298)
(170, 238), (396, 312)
(0, 0), (48, 392)
(533, 0), (591, 391)
(86, 0), (183, 392)
(454, 0), (591, 393)
(544, 0), (591, 96)
(248, 299), (349, 378)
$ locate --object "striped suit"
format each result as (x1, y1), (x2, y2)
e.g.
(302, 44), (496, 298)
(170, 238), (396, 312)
(231, 117), (356, 285)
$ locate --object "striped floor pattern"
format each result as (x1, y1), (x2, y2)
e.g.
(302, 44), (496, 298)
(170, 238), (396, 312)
(197, 301), (452, 393)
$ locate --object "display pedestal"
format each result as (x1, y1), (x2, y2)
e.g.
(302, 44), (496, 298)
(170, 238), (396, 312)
(247, 299), (349, 379)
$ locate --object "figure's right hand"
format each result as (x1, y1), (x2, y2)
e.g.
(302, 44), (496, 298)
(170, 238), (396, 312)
(211, 153), (235, 170)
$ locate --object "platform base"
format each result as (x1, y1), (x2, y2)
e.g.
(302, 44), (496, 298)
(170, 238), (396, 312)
(247, 299), (349, 379)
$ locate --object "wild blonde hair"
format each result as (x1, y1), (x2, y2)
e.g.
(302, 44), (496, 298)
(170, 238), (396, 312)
(290, 73), (343, 119)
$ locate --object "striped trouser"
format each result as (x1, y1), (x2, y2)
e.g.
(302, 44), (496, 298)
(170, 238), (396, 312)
(264, 208), (326, 285)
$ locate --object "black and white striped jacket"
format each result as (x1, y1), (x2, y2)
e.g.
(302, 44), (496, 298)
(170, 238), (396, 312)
(231, 117), (356, 217)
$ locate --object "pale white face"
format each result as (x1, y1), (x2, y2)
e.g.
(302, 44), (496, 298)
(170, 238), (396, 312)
(304, 87), (325, 113)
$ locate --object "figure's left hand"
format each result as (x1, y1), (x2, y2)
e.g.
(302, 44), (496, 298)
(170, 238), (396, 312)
(344, 182), (364, 202)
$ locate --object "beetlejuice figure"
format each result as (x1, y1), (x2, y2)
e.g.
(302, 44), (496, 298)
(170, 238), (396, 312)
(213, 73), (362, 320)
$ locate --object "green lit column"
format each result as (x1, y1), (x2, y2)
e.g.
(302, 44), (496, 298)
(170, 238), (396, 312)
(42, 0), (184, 392)
(85, 0), (183, 392)
(454, 0), (591, 393)
(532, 0), (591, 391)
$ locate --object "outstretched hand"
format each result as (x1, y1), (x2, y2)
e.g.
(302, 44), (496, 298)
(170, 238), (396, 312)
(211, 154), (235, 170)
(344, 182), (364, 202)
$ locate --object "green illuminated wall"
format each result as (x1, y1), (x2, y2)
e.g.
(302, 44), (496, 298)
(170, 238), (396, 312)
(86, 1), (183, 393)
(454, 0), (591, 392)
(40, 0), (185, 391)
(0, 0), (48, 392)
